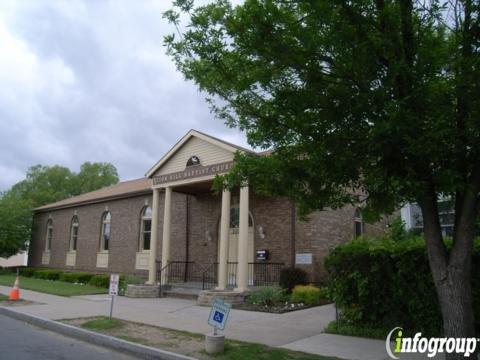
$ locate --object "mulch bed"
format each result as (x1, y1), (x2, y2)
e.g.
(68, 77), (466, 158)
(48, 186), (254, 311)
(234, 300), (330, 313)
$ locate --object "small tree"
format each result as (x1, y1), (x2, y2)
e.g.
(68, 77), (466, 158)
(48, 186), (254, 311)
(165, 0), (480, 353)
(0, 162), (119, 257)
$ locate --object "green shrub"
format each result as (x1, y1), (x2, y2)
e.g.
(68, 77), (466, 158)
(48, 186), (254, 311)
(318, 286), (331, 301)
(386, 217), (408, 241)
(279, 267), (308, 292)
(88, 274), (110, 288)
(19, 267), (37, 277)
(118, 275), (144, 295)
(34, 269), (62, 281)
(59, 272), (94, 284)
(88, 274), (126, 289)
(0, 267), (12, 275)
(325, 236), (480, 336)
(291, 284), (322, 305)
(246, 286), (287, 307)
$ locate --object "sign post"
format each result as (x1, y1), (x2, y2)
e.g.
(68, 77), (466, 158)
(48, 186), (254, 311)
(205, 298), (231, 354)
(108, 274), (119, 320)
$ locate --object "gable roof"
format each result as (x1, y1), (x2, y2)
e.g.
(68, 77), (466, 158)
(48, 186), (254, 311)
(34, 178), (152, 212)
(34, 130), (259, 212)
(145, 129), (254, 178)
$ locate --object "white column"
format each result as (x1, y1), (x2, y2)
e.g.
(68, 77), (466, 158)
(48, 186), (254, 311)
(161, 186), (172, 285)
(216, 188), (231, 290)
(235, 185), (249, 292)
(147, 188), (160, 284)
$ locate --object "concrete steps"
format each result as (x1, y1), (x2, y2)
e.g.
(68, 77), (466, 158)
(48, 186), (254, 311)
(162, 286), (201, 300)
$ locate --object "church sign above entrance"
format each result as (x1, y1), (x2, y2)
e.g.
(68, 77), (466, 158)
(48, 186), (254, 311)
(153, 161), (234, 185)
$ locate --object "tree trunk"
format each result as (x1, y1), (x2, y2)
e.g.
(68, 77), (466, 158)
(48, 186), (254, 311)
(420, 189), (477, 360)
(436, 266), (476, 360)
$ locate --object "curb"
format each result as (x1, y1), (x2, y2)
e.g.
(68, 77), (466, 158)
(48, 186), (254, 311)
(0, 306), (197, 360)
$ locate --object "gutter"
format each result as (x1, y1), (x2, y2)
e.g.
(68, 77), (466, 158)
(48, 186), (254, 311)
(33, 189), (156, 213)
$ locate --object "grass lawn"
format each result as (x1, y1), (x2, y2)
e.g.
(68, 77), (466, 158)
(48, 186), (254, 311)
(0, 274), (108, 297)
(0, 293), (8, 301)
(65, 316), (339, 360)
(83, 317), (125, 331)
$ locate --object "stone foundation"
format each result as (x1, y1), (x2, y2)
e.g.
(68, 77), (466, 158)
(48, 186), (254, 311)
(125, 284), (160, 298)
(197, 289), (248, 306)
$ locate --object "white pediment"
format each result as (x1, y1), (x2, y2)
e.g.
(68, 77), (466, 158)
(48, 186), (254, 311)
(146, 130), (249, 178)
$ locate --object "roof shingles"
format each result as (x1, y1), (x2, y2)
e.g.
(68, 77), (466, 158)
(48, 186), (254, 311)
(34, 178), (152, 212)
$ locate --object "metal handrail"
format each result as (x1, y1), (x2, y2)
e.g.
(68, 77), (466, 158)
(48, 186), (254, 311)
(157, 260), (198, 296)
(157, 261), (285, 294)
(157, 261), (169, 297)
(248, 262), (285, 287)
(201, 262), (218, 290)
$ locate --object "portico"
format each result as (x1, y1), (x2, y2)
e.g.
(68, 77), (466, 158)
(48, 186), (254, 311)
(145, 130), (254, 293)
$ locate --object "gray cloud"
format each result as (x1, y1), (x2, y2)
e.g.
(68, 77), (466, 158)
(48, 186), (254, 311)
(0, 0), (249, 191)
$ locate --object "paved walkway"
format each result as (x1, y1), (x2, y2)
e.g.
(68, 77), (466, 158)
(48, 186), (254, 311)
(0, 286), (441, 360)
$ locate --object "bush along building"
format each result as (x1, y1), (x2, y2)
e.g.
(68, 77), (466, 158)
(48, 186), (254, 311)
(28, 130), (388, 300)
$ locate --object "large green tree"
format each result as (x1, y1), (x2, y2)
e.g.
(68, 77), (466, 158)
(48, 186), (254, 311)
(165, 0), (480, 352)
(0, 162), (119, 258)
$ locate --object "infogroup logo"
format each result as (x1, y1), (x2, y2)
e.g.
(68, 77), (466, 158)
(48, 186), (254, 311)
(385, 327), (479, 359)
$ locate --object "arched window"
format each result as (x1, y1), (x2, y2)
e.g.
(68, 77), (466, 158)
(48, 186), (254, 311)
(45, 219), (53, 251)
(229, 207), (253, 234)
(69, 216), (79, 251)
(100, 212), (111, 251)
(354, 208), (364, 238)
(139, 206), (152, 251)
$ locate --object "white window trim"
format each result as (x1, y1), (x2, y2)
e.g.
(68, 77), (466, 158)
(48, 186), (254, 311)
(45, 221), (53, 252)
(139, 207), (152, 252)
(69, 217), (79, 252)
(100, 212), (111, 252)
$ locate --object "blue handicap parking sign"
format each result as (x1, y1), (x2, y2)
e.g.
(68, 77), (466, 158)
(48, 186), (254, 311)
(208, 298), (231, 330)
(213, 311), (224, 323)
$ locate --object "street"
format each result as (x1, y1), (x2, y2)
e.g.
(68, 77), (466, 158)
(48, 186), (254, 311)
(0, 314), (139, 360)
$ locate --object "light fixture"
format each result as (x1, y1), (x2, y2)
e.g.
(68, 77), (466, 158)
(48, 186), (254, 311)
(205, 230), (212, 243)
(257, 225), (265, 239)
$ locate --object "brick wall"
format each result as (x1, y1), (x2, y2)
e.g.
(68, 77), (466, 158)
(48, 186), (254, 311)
(29, 194), (153, 276)
(29, 189), (390, 283)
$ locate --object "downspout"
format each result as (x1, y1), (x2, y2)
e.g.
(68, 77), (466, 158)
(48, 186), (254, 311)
(184, 195), (190, 282)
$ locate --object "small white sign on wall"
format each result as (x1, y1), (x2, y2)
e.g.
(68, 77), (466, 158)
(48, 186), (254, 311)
(295, 253), (313, 265)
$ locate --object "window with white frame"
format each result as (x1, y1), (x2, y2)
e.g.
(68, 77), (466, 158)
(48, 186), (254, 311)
(228, 207), (254, 234)
(69, 216), (79, 251)
(45, 219), (53, 251)
(354, 208), (364, 238)
(100, 212), (111, 251)
(139, 206), (152, 251)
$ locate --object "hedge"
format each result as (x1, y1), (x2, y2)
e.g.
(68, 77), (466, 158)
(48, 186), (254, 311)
(34, 269), (62, 281)
(87, 274), (127, 289)
(59, 272), (94, 284)
(88, 274), (111, 288)
(10, 268), (132, 290)
(19, 267), (37, 277)
(325, 236), (480, 336)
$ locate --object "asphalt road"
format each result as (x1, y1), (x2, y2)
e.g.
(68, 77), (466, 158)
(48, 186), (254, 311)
(0, 314), (139, 360)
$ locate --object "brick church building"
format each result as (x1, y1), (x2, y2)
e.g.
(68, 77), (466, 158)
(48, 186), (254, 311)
(28, 130), (388, 290)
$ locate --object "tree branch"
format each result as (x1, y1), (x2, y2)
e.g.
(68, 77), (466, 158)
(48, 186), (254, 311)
(418, 183), (448, 283)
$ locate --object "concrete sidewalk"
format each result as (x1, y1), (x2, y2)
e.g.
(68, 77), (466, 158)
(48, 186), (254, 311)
(0, 286), (440, 360)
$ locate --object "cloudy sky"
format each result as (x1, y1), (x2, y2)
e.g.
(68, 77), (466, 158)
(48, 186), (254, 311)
(0, 0), (249, 191)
